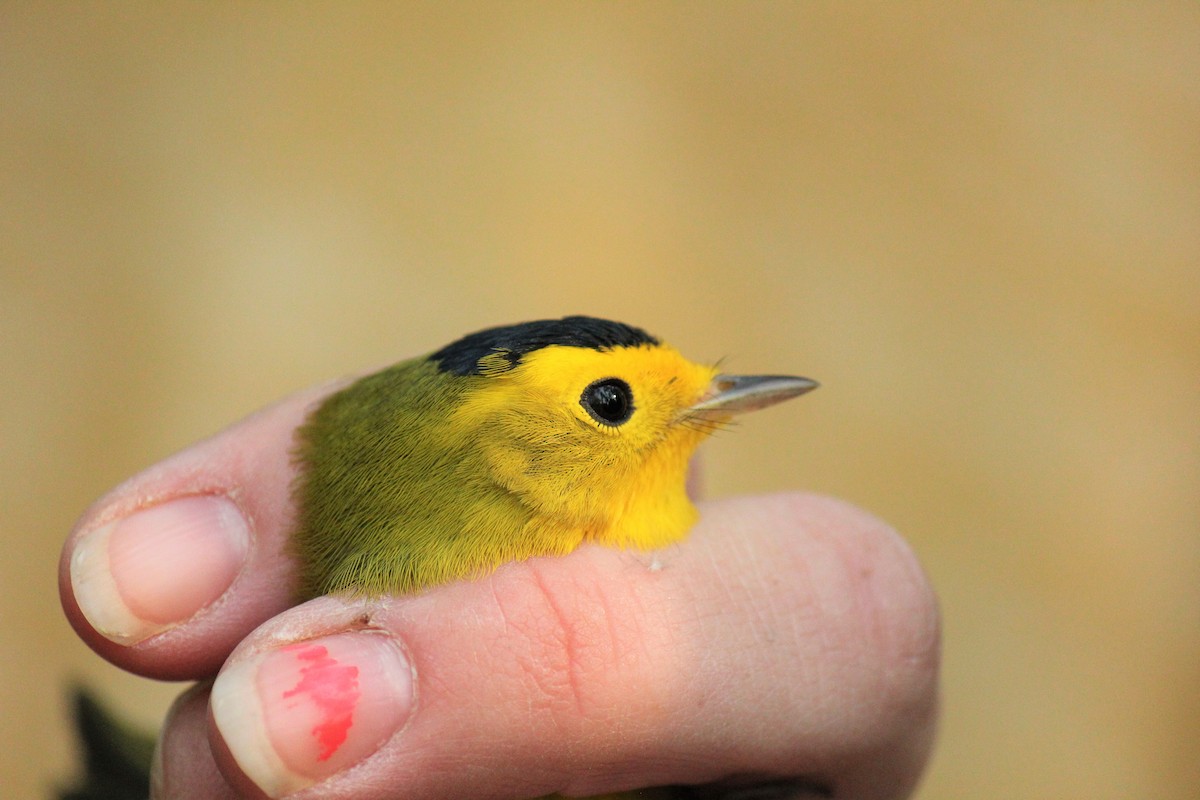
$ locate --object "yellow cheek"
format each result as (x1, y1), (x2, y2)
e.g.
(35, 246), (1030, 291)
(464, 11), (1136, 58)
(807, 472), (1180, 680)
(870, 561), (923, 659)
(446, 343), (718, 539)
(519, 346), (715, 442)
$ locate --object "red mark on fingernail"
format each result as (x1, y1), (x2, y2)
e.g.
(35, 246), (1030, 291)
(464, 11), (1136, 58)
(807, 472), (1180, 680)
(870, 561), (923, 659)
(282, 643), (360, 761)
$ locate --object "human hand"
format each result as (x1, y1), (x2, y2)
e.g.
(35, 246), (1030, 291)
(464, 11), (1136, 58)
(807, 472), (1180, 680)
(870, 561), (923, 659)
(60, 380), (939, 799)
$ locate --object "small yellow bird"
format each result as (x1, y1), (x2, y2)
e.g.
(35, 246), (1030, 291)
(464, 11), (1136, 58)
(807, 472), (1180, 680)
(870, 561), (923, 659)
(289, 316), (817, 799)
(292, 315), (816, 599)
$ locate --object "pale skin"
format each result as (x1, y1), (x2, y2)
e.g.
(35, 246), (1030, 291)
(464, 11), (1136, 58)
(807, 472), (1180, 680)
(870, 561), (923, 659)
(60, 379), (940, 800)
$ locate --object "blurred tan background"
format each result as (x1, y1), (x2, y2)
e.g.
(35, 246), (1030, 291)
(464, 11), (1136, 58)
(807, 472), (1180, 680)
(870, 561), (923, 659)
(2, 4), (1197, 798)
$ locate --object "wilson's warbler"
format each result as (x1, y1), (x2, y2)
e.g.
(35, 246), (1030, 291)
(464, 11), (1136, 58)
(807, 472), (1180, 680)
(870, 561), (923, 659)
(292, 316), (816, 599)
(289, 316), (816, 799)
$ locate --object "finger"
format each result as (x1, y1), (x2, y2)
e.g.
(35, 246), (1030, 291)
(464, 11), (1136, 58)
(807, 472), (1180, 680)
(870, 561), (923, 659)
(197, 493), (937, 800)
(152, 683), (239, 799)
(60, 373), (703, 682)
(59, 381), (345, 680)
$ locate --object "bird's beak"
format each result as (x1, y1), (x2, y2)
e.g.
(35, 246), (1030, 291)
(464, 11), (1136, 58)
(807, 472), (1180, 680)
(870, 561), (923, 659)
(689, 374), (819, 414)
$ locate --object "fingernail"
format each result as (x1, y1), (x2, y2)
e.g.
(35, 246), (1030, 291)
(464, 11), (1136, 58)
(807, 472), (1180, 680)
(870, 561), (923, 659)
(211, 632), (413, 797)
(70, 495), (250, 644)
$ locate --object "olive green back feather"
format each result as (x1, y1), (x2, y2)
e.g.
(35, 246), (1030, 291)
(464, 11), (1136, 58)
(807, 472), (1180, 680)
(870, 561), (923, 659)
(292, 358), (572, 597)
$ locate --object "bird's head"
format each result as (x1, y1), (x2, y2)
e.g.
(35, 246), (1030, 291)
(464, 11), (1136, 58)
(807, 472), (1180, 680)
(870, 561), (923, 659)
(431, 316), (816, 547)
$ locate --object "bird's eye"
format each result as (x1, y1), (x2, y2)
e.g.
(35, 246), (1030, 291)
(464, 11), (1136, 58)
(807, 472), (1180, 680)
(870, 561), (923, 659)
(580, 378), (634, 426)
